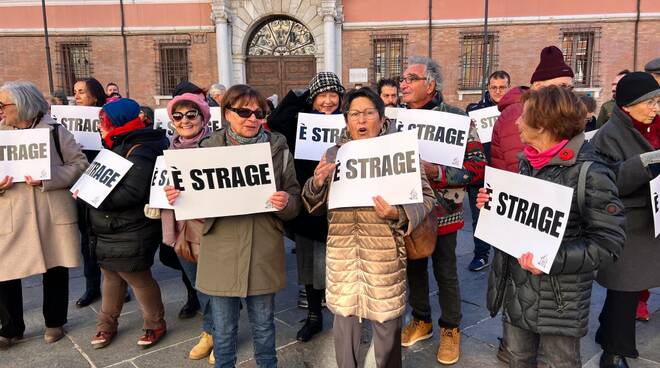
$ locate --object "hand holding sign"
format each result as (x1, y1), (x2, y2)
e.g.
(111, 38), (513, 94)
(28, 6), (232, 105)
(518, 252), (543, 275)
(24, 175), (42, 186)
(269, 191), (290, 210)
(164, 185), (180, 205)
(0, 176), (13, 190)
(313, 156), (337, 189)
(372, 195), (399, 220)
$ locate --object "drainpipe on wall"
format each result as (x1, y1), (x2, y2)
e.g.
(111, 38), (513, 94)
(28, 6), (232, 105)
(481, 0), (489, 100)
(633, 0), (640, 70)
(428, 0), (432, 58)
(41, 0), (54, 95)
(120, 0), (130, 97)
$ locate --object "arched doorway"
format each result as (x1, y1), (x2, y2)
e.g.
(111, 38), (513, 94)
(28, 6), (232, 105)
(246, 17), (317, 100)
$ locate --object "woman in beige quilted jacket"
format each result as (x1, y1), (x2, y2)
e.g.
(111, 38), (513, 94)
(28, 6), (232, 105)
(302, 87), (435, 368)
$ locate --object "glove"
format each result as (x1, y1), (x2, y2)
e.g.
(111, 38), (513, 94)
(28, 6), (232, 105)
(143, 204), (161, 219)
(640, 149), (660, 167)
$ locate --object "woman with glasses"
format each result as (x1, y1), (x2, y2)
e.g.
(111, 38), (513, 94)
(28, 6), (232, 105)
(267, 72), (345, 343)
(165, 84), (301, 368)
(591, 72), (660, 368)
(86, 98), (169, 349)
(156, 93), (216, 364)
(302, 87), (435, 368)
(0, 81), (88, 348)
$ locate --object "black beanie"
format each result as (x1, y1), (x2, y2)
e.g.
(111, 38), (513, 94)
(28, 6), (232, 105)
(616, 72), (660, 107)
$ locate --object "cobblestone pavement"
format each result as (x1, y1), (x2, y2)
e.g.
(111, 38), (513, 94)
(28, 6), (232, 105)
(2, 202), (659, 368)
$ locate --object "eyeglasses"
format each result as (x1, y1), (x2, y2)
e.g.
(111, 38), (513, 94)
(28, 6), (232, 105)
(226, 106), (267, 119)
(644, 98), (660, 108)
(400, 75), (426, 84)
(0, 102), (15, 111)
(347, 108), (379, 121)
(171, 110), (200, 122)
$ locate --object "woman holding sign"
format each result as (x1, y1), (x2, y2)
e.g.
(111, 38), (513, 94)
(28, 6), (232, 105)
(166, 84), (301, 368)
(85, 98), (170, 349)
(590, 72), (660, 368)
(0, 81), (88, 347)
(477, 86), (626, 368)
(302, 88), (436, 368)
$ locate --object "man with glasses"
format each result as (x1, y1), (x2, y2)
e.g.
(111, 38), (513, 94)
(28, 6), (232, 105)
(399, 56), (486, 365)
(465, 70), (511, 272)
(489, 45), (574, 364)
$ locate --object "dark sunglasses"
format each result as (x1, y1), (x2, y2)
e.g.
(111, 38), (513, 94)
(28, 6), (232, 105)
(171, 110), (200, 122)
(226, 106), (267, 119)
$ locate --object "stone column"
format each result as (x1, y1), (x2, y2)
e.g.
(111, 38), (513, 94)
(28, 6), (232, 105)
(212, 2), (233, 86)
(320, 7), (337, 74)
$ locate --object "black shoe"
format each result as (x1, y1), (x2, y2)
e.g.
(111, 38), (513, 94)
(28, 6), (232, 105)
(178, 295), (201, 319)
(296, 313), (322, 342)
(76, 289), (101, 308)
(599, 352), (629, 368)
(124, 291), (131, 303)
(496, 337), (510, 364)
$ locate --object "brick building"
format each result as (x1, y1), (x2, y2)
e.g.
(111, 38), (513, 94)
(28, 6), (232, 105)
(0, 0), (658, 109)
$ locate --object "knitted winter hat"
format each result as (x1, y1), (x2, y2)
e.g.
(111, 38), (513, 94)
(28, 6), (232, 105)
(307, 72), (345, 103)
(530, 46), (575, 84)
(167, 93), (211, 123)
(644, 57), (660, 73)
(616, 72), (660, 107)
(101, 98), (141, 127)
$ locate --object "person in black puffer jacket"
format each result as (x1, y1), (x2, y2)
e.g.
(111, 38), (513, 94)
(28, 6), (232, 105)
(83, 98), (170, 350)
(266, 72), (345, 343)
(477, 86), (626, 368)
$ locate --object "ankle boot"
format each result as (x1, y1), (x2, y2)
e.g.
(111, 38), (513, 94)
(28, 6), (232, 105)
(599, 352), (629, 368)
(296, 312), (322, 342)
(179, 291), (201, 319)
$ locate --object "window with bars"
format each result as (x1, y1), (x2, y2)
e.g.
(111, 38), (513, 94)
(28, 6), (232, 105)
(459, 33), (497, 90)
(372, 37), (405, 83)
(58, 43), (91, 94)
(158, 43), (190, 95)
(561, 29), (599, 87)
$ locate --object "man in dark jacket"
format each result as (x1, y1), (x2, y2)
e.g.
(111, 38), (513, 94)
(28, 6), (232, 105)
(399, 56), (486, 366)
(465, 70), (511, 272)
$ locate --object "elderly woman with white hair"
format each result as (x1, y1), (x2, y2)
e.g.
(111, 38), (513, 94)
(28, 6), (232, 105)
(0, 81), (88, 348)
(207, 83), (227, 107)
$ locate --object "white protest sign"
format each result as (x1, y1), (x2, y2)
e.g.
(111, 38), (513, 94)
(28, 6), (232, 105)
(154, 107), (223, 138)
(50, 105), (103, 150)
(475, 166), (574, 273)
(164, 143), (277, 220)
(328, 130), (423, 210)
(651, 175), (660, 237)
(584, 129), (598, 141)
(468, 106), (500, 144)
(384, 107), (405, 124)
(70, 149), (133, 208)
(294, 113), (345, 161)
(0, 128), (51, 182)
(395, 109), (470, 168)
(149, 156), (174, 210)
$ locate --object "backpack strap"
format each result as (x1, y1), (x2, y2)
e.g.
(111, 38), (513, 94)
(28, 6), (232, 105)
(51, 124), (64, 163)
(577, 161), (593, 217)
(125, 144), (143, 159)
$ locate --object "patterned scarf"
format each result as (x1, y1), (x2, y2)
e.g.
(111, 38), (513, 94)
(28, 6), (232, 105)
(225, 124), (269, 145)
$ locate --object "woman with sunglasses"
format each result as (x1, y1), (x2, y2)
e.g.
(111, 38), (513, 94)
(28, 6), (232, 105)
(155, 93), (216, 364)
(165, 84), (301, 368)
(86, 98), (170, 349)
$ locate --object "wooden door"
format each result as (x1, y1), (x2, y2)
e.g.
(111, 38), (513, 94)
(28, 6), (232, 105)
(246, 56), (316, 100)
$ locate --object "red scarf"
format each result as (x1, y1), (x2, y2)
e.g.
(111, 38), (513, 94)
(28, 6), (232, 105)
(523, 139), (569, 170)
(103, 117), (146, 149)
(628, 113), (660, 149)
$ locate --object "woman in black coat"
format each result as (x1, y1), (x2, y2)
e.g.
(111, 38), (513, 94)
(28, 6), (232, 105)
(591, 72), (660, 368)
(81, 98), (170, 349)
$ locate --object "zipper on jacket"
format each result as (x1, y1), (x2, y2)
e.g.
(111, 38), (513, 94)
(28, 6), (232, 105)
(354, 208), (363, 323)
(550, 276), (567, 314)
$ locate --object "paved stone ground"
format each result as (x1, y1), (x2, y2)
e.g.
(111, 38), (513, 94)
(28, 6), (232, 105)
(2, 201), (659, 368)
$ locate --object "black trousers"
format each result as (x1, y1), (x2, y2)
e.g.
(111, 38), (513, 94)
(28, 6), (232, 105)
(596, 289), (641, 358)
(406, 233), (462, 328)
(78, 202), (101, 293)
(0, 267), (69, 338)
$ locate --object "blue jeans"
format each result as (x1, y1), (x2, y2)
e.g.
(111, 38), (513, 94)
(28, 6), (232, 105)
(177, 256), (213, 333)
(210, 293), (277, 368)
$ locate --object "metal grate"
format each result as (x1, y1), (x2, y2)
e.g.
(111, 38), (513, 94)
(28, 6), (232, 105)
(561, 28), (600, 87)
(459, 33), (497, 90)
(372, 36), (405, 83)
(158, 43), (190, 95)
(58, 43), (91, 94)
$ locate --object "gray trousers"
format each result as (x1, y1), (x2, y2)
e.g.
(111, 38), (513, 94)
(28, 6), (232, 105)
(333, 315), (402, 368)
(504, 321), (581, 368)
(295, 233), (326, 289)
